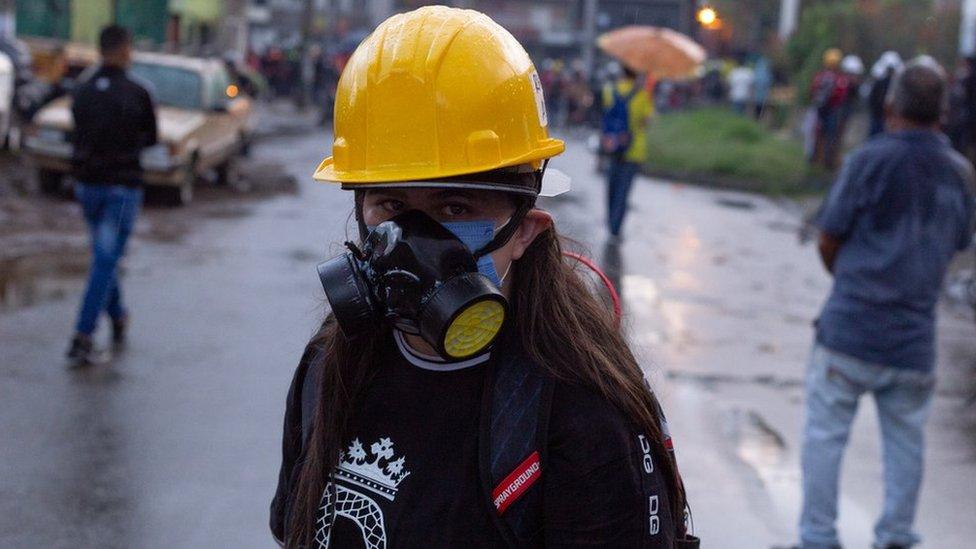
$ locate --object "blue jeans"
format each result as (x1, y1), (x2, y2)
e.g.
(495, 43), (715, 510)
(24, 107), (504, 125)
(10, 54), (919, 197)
(606, 159), (639, 236)
(74, 183), (143, 336)
(800, 343), (935, 548)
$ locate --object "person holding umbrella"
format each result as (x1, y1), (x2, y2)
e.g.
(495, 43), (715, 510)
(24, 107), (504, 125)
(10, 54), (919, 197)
(600, 64), (653, 240)
(596, 26), (705, 241)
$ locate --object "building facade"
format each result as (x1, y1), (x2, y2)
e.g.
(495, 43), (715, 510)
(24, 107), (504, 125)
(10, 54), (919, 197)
(15, 0), (228, 54)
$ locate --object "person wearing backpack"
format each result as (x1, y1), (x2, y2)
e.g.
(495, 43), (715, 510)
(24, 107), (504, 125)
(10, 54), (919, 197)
(808, 49), (851, 170)
(270, 7), (699, 548)
(601, 65), (653, 240)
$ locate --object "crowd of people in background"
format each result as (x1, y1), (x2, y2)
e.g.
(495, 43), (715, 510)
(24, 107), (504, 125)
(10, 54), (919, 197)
(11, 30), (976, 182)
(717, 46), (976, 176)
(184, 41), (976, 181)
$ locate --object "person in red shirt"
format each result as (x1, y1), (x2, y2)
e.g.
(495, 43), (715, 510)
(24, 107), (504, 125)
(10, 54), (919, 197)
(809, 48), (851, 170)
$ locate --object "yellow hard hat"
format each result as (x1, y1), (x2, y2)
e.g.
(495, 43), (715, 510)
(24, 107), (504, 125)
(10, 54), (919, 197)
(823, 48), (843, 68)
(313, 6), (565, 188)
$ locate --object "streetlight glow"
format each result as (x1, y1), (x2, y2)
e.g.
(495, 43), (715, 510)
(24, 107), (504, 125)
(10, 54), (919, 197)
(697, 7), (718, 27)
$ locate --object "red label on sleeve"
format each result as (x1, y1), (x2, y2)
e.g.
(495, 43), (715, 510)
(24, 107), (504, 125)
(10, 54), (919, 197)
(492, 451), (542, 514)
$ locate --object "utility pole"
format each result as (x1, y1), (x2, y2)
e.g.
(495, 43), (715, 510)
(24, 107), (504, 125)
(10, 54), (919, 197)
(581, 0), (598, 80)
(679, 0), (694, 36)
(220, 0), (249, 56)
(962, 0), (976, 57)
(0, 0), (14, 38)
(296, 0), (316, 109)
(778, 0), (800, 41)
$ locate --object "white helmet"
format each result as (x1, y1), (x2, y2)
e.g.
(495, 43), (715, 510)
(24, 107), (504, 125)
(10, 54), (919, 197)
(841, 54), (864, 76)
(871, 51), (903, 79)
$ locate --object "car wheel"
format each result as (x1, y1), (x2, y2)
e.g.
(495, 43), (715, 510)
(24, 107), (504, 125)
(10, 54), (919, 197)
(160, 167), (195, 206)
(35, 168), (63, 195)
(216, 156), (243, 188)
(239, 134), (251, 157)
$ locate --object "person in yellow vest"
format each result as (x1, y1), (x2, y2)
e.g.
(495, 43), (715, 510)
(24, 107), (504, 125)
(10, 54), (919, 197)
(601, 65), (653, 240)
(271, 6), (699, 548)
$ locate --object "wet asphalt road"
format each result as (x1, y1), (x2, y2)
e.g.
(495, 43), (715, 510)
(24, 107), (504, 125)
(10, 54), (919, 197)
(1, 124), (975, 548)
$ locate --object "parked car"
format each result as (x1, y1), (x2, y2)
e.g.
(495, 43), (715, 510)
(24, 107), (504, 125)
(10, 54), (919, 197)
(23, 51), (254, 205)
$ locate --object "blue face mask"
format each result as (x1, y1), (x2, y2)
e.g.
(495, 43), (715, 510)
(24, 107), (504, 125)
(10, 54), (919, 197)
(441, 220), (503, 287)
(366, 218), (505, 287)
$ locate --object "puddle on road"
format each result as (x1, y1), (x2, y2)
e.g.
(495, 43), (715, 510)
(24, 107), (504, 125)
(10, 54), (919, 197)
(287, 248), (321, 263)
(0, 252), (89, 311)
(623, 273), (660, 307)
(766, 220), (802, 234)
(715, 197), (757, 210)
(667, 369), (804, 390)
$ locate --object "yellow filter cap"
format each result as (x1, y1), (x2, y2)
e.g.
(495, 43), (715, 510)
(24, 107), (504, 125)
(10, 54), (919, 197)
(443, 299), (506, 359)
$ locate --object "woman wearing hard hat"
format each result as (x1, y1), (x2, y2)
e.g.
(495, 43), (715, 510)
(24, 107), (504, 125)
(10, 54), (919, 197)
(270, 6), (698, 548)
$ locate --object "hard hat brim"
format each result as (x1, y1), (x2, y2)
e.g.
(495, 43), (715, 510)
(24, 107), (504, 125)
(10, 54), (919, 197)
(312, 138), (566, 190)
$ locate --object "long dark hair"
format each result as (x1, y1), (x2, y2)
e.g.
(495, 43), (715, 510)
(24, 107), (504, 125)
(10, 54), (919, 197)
(286, 225), (687, 547)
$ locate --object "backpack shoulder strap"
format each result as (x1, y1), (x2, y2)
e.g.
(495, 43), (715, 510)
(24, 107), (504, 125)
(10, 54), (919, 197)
(611, 86), (624, 104)
(300, 349), (322, 447)
(610, 83), (640, 106)
(624, 82), (641, 102)
(480, 348), (555, 547)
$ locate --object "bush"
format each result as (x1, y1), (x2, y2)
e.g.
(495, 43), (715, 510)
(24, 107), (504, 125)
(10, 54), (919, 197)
(644, 107), (812, 194)
(785, 0), (960, 105)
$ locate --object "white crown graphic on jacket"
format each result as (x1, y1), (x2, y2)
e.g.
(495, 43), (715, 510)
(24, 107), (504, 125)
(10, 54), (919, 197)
(336, 437), (411, 501)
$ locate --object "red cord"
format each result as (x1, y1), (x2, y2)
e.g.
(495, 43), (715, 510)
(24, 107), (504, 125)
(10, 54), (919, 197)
(562, 251), (622, 326)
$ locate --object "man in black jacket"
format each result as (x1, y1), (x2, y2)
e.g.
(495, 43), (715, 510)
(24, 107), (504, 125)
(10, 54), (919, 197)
(67, 25), (157, 366)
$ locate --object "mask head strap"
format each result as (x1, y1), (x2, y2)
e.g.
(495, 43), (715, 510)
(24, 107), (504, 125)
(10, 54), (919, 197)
(472, 198), (533, 258)
(354, 190), (369, 243)
(352, 162), (544, 254)
(473, 162), (544, 257)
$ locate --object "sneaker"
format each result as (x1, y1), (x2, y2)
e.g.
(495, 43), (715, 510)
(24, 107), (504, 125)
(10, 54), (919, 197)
(66, 334), (96, 367)
(111, 315), (128, 348)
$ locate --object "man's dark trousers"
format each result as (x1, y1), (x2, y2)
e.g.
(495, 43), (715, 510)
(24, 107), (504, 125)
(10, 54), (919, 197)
(74, 182), (142, 336)
(607, 158), (639, 237)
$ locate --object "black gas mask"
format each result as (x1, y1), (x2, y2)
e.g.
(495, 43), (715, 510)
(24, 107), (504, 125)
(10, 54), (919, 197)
(317, 210), (508, 360)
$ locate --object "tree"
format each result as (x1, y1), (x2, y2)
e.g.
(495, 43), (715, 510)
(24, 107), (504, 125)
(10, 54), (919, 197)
(785, 0), (959, 103)
(712, 0), (782, 54)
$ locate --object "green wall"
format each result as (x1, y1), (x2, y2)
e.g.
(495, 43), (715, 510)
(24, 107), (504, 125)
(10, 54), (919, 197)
(17, 0), (71, 39)
(168, 0), (221, 22)
(17, 0), (169, 45)
(70, 0), (113, 44)
(117, 0), (169, 45)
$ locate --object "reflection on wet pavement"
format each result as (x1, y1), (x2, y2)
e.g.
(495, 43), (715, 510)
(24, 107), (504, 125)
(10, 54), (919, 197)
(727, 408), (787, 472)
(0, 252), (89, 310)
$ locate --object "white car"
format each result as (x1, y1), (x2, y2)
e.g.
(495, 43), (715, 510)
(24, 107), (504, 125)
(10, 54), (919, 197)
(24, 51), (254, 205)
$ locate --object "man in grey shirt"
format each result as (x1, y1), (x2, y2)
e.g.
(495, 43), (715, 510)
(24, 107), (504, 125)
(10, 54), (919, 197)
(797, 58), (975, 549)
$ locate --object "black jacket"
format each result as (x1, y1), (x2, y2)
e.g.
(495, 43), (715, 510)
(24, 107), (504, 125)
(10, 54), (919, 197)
(271, 330), (699, 548)
(71, 65), (158, 186)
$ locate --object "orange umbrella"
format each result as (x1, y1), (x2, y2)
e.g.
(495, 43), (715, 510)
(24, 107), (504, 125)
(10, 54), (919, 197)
(597, 26), (706, 79)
